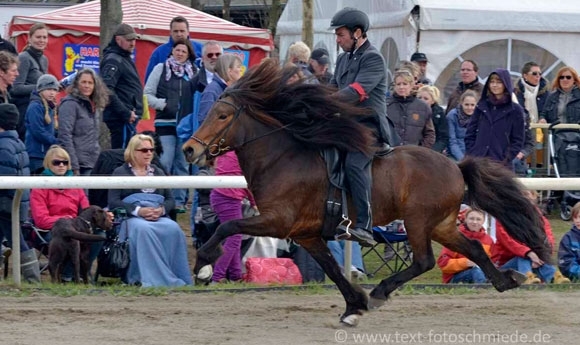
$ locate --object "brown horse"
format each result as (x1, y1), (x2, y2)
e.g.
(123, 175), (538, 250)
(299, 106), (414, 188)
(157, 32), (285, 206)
(182, 60), (549, 326)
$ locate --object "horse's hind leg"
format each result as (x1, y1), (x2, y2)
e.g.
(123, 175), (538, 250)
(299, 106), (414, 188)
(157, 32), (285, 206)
(296, 237), (368, 327)
(431, 220), (524, 292)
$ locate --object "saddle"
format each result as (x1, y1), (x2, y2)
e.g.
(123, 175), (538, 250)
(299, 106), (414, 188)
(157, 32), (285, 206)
(320, 144), (395, 240)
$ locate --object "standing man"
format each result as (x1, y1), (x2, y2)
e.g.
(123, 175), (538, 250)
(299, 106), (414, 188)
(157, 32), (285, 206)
(410, 52), (432, 86)
(145, 16), (203, 82)
(308, 48), (333, 84)
(446, 59), (484, 114)
(329, 7), (394, 247)
(100, 23), (143, 149)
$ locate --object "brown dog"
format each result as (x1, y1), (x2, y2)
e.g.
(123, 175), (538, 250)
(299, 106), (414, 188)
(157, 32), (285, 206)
(48, 206), (113, 284)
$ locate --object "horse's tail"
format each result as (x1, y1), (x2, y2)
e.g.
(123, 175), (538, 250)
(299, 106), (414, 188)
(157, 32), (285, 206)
(458, 156), (551, 263)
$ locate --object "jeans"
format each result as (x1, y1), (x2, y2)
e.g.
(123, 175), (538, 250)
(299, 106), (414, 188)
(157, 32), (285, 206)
(327, 240), (365, 273)
(0, 218), (30, 252)
(159, 135), (189, 206)
(450, 267), (487, 283)
(500, 256), (556, 283)
(29, 158), (44, 175)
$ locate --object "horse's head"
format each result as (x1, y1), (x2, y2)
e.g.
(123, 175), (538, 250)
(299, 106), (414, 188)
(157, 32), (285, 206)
(182, 96), (243, 166)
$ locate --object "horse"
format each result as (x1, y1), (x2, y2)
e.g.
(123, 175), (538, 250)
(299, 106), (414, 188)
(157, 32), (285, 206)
(182, 59), (549, 326)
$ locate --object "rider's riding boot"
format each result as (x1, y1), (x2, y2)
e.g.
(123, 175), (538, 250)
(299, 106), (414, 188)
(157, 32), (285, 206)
(336, 153), (376, 247)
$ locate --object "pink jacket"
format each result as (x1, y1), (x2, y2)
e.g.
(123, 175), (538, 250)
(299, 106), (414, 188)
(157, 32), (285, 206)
(30, 188), (89, 230)
(213, 151), (255, 205)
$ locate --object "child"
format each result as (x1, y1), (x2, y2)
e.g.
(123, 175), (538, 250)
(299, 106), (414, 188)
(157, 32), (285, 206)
(437, 208), (492, 283)
(558, 202), (580, 281)
(24, 74), (59, 173)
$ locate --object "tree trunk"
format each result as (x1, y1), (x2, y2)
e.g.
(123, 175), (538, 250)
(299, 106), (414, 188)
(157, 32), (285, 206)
(100, 0), (123, 61)
(268, 0), (282, 39)
(302, 0), (313, 48)
(222, 0), (232, 22)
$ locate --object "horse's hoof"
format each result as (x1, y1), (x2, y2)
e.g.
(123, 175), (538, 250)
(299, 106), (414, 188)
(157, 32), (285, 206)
(340, 314), (360, 327)
(195, 265), (213, 282)
(367, 297), (386, 310)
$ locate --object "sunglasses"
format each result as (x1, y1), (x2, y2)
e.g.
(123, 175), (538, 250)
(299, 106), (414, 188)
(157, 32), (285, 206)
(560, 75), (573, 80)
(206, 53), (221, 58)
(529, 71), (542, 76)
(51, 159), (69, 166)
(135, 148), (155, 153)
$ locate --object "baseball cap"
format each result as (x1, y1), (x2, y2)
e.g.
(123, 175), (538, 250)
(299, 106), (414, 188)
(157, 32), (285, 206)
(410, 52), (428, 63)
(310, 48), (330, 65)
(114, 23), (138, 40)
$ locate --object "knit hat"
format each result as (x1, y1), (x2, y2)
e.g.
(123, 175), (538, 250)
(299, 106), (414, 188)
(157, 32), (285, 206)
(0, 103), (20, 130)
(36, 74), (60, 92)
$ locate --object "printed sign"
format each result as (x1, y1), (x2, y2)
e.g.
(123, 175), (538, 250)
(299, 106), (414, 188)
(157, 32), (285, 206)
(62, 44), (100, 75)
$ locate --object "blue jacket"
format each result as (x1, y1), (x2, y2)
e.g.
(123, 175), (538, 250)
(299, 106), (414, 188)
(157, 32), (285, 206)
(446, 107), (469, 161)
(24, 92), (57, 159)
(558, 226), (580, 280)
(145, 36), (203, 82)
(0, 130), (30, 218)
(465, 68), (525, 166)
(197, 77), (227, 125)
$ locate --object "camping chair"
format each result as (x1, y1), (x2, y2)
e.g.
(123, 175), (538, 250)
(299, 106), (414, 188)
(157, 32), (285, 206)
(21, 221), (51, 274)
(362, 221), (413, 278)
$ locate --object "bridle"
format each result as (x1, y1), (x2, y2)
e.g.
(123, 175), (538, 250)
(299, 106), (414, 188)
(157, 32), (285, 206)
(189, 99), (294, 159)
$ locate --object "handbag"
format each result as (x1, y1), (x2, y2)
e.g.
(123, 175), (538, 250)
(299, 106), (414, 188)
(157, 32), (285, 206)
(96, 234), (130, 279)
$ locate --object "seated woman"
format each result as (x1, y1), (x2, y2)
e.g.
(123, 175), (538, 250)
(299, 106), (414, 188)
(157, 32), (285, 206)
(437, 208), (492, 284)
(107, 134), (192, 287)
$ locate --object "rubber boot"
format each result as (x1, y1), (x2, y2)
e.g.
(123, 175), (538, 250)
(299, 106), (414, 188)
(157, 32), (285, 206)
(20, 249), (41, 284)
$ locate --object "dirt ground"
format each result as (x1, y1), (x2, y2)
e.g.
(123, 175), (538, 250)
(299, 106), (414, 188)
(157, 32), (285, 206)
(0, 288), (576, 345)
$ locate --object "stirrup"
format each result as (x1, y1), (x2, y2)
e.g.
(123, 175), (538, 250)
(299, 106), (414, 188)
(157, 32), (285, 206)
(335, 217), (353, 241)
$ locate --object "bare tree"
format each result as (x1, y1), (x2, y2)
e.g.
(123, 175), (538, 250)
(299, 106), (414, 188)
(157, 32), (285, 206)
(222, 0), (232, 22)
(302, 0), (313, 48)
(267, 0), (282, 39)
(190, 0), (202, 10)
(100, 0), (123, 60)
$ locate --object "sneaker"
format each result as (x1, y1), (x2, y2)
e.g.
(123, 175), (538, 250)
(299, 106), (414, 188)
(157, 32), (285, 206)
(523, 272), (541, 284)
(553, 271), (571, 284)
(350, 269), (366, 282)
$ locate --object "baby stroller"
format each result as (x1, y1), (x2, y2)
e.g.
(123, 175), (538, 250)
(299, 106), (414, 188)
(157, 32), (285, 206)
(548, 122), (580, 220)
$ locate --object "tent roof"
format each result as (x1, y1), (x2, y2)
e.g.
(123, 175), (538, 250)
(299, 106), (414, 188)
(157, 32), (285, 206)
(9, 0), (273, 51)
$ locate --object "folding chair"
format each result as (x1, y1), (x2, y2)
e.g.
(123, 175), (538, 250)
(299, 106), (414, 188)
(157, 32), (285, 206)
(21, 221), (51, 274)
(362, 221), (413, 278)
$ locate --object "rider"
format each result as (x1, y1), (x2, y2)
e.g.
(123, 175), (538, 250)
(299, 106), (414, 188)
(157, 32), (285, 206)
(329, 8), (392, 247)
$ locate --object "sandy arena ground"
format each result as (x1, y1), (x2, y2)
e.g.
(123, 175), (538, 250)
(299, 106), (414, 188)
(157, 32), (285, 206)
(0, 288), (576, 345)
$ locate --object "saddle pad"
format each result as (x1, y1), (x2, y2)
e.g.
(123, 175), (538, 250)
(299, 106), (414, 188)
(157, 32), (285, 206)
(244, 257), (302, 285)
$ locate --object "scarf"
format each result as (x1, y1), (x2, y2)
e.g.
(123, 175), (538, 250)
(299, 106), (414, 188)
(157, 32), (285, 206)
(41, 168), (73, 177)
(523, 80), (539, 122)
(457, 106), (472, 128)
(165, 56), (194, 82)
(25, 46), (45, 73)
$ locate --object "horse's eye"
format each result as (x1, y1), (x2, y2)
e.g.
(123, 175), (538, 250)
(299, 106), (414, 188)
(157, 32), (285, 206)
(218, 114), (228, 120)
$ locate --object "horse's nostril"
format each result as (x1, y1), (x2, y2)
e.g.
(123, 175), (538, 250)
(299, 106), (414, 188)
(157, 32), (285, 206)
(184, 146), (193, 154)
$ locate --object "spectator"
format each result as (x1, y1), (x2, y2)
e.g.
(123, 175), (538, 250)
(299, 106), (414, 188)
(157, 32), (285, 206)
(30, 145), (109, 281)
(308, 48), (332, 84)
(100, 23), (142, 149)
(0, 34), (17, 55)
(144, 39), (197, 212)
(0, 103), (40, 283)
(465, 68), (525, 169)
(437, 208), (492, 283)
(144, 15), (202, 82)
(58, 68), (108, 176)
(417, 85), (448, 154)
(287, 41), (317, 84)
(194, 41), (223, 98)
(329, 7), (394, 246)
(327, 240), (366, 281)
(11, 23), (49, 141)
(0, 51), (19, 105)
(446, 90), (478, 161)
(108, 134), (192, 287)
(445, 60), (484, 115)
(281, 63), (304, 85)
(387, 69), (435, 147)
(24, 74), (59, 173)
(410, 52), (432, 86)
(197, 54), (243, 124)
(539, 66), (580, 125)
(558, 202), (580, 281)
(210, 151), (257, 284)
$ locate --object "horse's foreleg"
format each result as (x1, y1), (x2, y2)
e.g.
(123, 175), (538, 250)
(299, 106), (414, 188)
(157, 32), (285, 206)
(296, 238), (368, 326)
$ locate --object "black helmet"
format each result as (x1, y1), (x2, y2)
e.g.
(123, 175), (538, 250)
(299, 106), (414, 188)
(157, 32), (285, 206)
(329, 7), (370, 33)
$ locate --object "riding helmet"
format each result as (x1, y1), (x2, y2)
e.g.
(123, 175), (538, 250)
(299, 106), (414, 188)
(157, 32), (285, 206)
(328, 7), (370, 33)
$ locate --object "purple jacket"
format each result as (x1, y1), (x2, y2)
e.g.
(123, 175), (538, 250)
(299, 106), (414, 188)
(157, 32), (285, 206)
(465, 68), (525, 166)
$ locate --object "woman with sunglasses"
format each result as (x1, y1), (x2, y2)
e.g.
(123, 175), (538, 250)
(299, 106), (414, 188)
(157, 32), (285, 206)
(108, 134), (192, 287)
(58, 68), (109, 176)
(539, 66), (580, 125)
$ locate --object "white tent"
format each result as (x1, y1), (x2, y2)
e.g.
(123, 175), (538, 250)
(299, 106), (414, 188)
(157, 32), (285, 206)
(277, 0), (580, 103)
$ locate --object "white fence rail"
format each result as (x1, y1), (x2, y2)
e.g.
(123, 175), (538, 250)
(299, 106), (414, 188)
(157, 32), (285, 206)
(0, 176), (574, 286)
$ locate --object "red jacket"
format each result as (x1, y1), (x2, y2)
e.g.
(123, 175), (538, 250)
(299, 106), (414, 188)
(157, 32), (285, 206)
(30, 188), (89, 230)
(437, 224), (493, 283)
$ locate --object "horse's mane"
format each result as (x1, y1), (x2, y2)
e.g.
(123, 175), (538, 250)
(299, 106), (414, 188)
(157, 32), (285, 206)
(223, 59), (374, 154)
